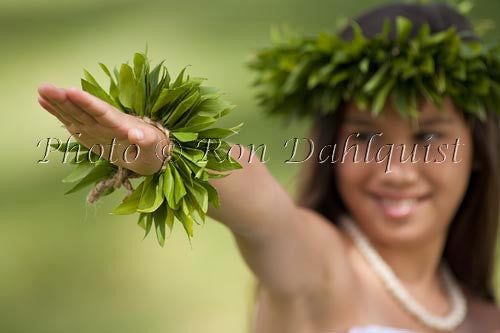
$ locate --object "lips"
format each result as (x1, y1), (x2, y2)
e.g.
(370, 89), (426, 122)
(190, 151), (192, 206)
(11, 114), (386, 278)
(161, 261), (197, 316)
(370, 193), (430, 219)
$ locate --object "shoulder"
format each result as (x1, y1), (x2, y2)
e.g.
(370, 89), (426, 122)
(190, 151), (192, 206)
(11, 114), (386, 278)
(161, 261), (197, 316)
(463, 287), (500, 331)
(296, 207), (350, 253)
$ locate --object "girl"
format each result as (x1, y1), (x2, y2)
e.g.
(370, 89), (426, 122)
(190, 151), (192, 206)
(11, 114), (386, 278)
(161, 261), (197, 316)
(37, 2), (500, 332)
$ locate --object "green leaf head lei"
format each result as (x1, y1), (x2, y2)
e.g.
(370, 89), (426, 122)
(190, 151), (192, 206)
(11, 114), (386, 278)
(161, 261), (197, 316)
(247, 11), (500, 126)
(51, 50), (244, 247)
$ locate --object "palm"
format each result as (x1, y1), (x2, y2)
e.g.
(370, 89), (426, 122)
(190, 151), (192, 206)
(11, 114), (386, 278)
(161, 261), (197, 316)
(37, 83), (167, 175)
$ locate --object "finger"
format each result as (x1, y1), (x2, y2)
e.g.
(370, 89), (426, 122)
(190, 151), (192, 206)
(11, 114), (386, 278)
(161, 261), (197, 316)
(56, 90), (97, 125)
(60, 124), (103, 152)
(38, 95), (60, 117)
(38, 95), (72, 126)
(66, 87), (129, 130)
(39, 83), (97, 125)
(38, 83), (84, 125)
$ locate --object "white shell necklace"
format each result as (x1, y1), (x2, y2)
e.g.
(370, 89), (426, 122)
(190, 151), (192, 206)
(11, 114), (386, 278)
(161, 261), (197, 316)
(340, 215), (467, 332)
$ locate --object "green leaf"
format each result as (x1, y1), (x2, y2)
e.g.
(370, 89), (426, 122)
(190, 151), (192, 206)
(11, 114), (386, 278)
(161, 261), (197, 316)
(308, 63), (336, 88)
(134, 70), (146, 116)
(137, 213), (147, 230)
(436, 68), (447, 93)
(163, 163), (176, 209)
(151, 83), (192, 114)
(133, 52), (147, 78)
(396, 16), (412, 43)
(118, 64), (136, 109)
(201, 181), (219, 208)
(99, 63), (119, 99)
(207, 171), (229, 179)
(199, 86), (219, 95)
(363, 63), (390, 94)
(351, 22), (367, 49)
(172, 166), (187, 205)
(380, 18), (391, 40)
(62, 162), (94, 183)
(329, 70), (351, 86)
(198, 122), (243, 139)
(83, 69), (101, 87)
(165, 90), (200, 126)
(178, 199), (194, 238)
(147, 60), (166, 100)
(173, 157), (194, 187)
(50, 141), (88, 153)
(137, 174), (164, 213)
(193, 98), (231, 117)
(172, 132), (198, 142)
(153, 203), (167, 246)
(64, 161), (113, 195)
(206, 153), (242, 172)
(173, 66), (189, 88)
(358, 58), (370, 73)
(144, 214), (153, 239)
(423, 28), (454, 46)
(175, 115), (217, 132)
(81, 79), (120, 109)
(283, 57), (314, 94)
(393, 85), (409, 117)
(111, 182), (145, 215)
(372, 78), (395, 116)
(177, 147), (207, 165)
(166, 206), (175, 232)
(419, 56), (435, 74)
(190, 180), (208, 213)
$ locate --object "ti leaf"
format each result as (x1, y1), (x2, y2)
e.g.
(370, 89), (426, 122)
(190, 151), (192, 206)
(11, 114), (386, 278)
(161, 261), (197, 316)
(50, 50), (244, 246)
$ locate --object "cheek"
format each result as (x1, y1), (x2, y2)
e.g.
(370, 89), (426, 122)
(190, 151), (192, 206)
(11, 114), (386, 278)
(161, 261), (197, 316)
(421, 141), (473, 218)
(334, 160), (373, 206)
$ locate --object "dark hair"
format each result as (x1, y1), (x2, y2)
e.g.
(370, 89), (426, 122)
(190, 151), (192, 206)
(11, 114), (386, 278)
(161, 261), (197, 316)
(296, 3), (500, 303)
(339, 3), (478, 41)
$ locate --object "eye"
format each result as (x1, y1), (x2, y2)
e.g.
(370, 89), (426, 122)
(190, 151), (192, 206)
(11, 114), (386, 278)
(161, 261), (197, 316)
(415, 131), (441, 142)
(354, 131), (379, 141)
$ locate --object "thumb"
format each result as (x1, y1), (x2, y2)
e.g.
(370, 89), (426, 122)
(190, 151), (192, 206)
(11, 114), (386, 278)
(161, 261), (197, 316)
(128, 125), (166, 149)
(128, 128), (149, 146)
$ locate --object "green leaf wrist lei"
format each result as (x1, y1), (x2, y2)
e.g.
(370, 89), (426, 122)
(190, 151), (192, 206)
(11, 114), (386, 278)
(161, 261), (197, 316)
(248, 16), (500, 123)
(51, 51), (243, 247)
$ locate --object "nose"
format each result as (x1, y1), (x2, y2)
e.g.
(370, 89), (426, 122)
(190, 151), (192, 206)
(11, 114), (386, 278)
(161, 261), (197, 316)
(376, 146), (420, 187)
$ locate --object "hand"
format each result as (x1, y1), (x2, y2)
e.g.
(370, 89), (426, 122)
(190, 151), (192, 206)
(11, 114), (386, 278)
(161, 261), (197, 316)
(37, 83), (168, 175)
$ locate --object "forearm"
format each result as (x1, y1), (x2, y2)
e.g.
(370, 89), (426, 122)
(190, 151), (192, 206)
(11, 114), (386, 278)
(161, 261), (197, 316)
(207, 143), (297, 239)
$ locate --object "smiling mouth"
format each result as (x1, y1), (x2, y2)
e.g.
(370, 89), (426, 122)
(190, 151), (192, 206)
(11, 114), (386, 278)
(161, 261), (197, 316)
(370, 194), (431, 219)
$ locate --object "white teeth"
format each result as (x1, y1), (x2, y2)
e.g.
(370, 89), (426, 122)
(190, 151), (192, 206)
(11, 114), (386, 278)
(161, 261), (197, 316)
(381, 198), (417, 207)
(377, 197), (422, 218)
(380, 199), (417, 217)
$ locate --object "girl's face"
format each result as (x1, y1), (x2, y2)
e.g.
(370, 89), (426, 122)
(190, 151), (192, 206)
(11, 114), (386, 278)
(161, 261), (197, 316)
(334, 97), (474, 246)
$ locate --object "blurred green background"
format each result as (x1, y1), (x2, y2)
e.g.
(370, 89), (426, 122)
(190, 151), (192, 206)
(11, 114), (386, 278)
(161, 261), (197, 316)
(1, 0), (499, 332)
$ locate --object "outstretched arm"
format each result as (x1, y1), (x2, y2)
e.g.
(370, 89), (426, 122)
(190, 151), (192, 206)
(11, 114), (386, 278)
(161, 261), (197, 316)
(37, 83), (346, 297)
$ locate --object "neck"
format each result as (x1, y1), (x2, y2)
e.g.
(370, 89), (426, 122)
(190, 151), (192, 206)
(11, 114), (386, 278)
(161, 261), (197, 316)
(372, 231), (447, 288)
(343, 214), (448, 288)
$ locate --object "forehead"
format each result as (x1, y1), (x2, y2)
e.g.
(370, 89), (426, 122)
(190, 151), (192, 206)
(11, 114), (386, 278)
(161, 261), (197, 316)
(343, 96), (463, 128)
